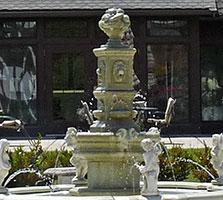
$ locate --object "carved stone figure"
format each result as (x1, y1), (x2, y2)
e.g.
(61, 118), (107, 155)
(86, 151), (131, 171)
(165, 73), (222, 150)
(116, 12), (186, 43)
(99, 8), (130, 43)
(122, 27), (134, 48)
(145, 127), (161, 144)
(116, 128), (139, 150)
(97, 59), (106, 86)
(211, 133), (223, 185)
(111, 94), (129, 111)
(0, 139), (11, 186)
(64, 127), (88, 185)
(81, 101), (94, 126)
(135, 138), (161, 196)
(113, 60), (126, 82)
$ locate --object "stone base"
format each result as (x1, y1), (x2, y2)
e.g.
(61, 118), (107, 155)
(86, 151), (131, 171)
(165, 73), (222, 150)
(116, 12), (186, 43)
(212, 178), (223, 186)
(69, 186), (140, 196)
(0, 187), (8, 194)
(72, 178), (87, 187)
(138, 195), (161, 200)
(43, 167), (76, 184)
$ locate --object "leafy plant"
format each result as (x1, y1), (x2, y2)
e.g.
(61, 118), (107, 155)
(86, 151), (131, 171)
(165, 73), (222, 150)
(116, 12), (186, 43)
(7, 134), (72, 187)
(6, 136), (218, 187)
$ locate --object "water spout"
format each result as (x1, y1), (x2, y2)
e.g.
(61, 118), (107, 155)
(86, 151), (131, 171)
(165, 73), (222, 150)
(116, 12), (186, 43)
(177, 157), (215, 180)
(161, 144), (177, 182)
(3, 168), (53, 191)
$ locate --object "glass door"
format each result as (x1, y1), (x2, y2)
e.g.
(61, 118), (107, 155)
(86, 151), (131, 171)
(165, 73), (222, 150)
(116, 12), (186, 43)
(46, 46), (92, 129)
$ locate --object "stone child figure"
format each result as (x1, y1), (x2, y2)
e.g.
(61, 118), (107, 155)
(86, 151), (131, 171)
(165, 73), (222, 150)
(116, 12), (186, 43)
(0, 139), (11, 186)
(211, 133), (223, 185)
(64, 127), (88, 185)
(135, 138), (161, 196)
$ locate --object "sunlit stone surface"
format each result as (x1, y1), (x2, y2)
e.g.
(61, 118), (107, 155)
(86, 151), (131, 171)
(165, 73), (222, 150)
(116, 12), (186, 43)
(0, 139), (11, 194)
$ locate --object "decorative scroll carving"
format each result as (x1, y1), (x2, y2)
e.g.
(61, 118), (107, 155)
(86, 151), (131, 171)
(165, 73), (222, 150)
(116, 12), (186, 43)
(111, 94), (129, 111)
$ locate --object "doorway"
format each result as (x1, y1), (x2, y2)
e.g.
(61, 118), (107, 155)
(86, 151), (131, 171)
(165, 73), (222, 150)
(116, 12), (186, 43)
(45, 46), (94, 130)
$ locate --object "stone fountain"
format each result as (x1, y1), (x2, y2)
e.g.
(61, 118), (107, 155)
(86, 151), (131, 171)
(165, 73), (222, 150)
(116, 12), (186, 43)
(1, 8), (223, 200)
(67, 7), (143, 196)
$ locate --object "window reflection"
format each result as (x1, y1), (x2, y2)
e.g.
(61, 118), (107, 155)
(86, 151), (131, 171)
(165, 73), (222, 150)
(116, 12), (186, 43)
(45, 19), (88, 38)
(201, 47), (223, 121)
(52, 52), (86, 123)
(147, 20), (188, 36)
(0, 21), (36, 38)
(0, 46), (37, 124)
(146, 45), (189, 122)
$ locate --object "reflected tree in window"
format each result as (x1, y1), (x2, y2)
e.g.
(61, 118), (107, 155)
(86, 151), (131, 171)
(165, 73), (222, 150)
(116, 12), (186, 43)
(0, 21), (36, 38)
(147, 20), (188, 37)
(0, 46), (37, 124)
(52, 52), (86, 123)
(201, 47), (223, 121)
(146, 45), (189, 122)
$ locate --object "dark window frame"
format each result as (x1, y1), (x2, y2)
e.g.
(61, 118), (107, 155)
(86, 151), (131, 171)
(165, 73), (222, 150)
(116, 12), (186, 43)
(0, 19), (37, 39)
(134, 17), (202, 135)
(199, 20), (223, 134)
(146, 19), (189, 37)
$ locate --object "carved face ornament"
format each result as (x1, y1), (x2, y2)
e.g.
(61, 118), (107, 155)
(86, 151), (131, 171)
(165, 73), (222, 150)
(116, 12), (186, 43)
(141, 138), (154, 152)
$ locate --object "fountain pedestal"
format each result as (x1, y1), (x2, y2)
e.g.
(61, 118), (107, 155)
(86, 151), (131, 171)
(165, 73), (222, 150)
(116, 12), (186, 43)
(90, 42), (138, 133)
(69, 132), (142, 195)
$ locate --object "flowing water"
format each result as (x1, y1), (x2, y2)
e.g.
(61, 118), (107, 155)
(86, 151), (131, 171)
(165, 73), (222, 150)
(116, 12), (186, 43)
(4, 168), (47, 187)
(51, 141), (66, 181)
(177, 157), (215, 180)
(161, 144), (177, 182)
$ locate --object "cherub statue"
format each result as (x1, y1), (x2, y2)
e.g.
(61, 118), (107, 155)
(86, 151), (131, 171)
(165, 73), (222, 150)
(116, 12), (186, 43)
(211, 133), (223, 185)
(64, 127), (88, 185)
(135, 138), (161, 196)
(0, 139), (11, 186)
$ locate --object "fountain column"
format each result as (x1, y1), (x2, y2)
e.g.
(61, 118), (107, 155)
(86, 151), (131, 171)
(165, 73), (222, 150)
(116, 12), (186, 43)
(69, 8), (142, 196)
(90, 7), (138, 133)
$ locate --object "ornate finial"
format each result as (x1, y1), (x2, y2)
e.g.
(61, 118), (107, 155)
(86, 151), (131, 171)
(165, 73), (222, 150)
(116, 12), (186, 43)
(99, 8), (130, 47)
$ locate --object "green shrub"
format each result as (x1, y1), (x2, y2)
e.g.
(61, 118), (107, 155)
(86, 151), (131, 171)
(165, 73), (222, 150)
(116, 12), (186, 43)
(6, 138), (218, 187)
(7, 136), (72, 187)
(159, 143), (217, 182)
(159, 144), (190, 181)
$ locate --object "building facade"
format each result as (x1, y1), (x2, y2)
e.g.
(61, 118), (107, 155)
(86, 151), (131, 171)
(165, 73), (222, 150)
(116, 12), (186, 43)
(0, 0), (223, 137)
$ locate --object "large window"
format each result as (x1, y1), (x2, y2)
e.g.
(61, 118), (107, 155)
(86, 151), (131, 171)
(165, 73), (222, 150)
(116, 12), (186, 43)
(201, 47), (223, 121)
(146, 45), (189, 122)
(52, 51), (86, 123)
(146, 20), (188, 37)
(0, 21), (36, 39)
(45, 18), (88, 38)
(0, 46), (37, 124)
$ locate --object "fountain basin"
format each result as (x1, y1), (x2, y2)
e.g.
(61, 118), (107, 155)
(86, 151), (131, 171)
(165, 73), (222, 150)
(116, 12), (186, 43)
(70, 131), (142, 196)
(1, 182), (223, 200)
